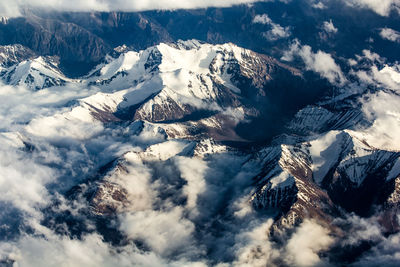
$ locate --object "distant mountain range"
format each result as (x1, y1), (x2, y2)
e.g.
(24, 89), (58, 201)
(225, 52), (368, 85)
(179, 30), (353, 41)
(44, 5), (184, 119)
(1, 1), (399, 76)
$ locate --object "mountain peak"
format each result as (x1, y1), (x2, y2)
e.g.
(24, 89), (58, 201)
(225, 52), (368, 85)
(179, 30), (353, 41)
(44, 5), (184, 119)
(0, 16), (8, 24)
(0, 54), (70, 90)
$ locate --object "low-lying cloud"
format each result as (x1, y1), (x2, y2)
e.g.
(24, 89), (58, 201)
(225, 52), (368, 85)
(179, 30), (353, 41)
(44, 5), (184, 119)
(354, 90), (400, 150)
(253, 14), (291, 41)
(344, 0), (400, 16)
(282, 39), (346, 85)
(322, 20), (338, 34)
(380, 28), (400, 43)
(233, 219), (334, 267)
(344, 49), (400, 150)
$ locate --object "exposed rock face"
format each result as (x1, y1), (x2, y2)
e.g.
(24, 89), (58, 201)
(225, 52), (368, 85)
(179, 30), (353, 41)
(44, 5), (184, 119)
(0, 44), (36, 67)
(250, 128), (400, 235)
(251, 141), (338, 233)
(288, 105), (366, 135)
(0, 14), (110, 76)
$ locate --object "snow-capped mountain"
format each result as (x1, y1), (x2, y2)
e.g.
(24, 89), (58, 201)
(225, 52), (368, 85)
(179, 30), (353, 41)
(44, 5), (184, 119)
(84, 39), (298, 121)
(18, 40), (305, 142)
(2, 40), (399, 227)
(0, 8), (400, 264)
(0, 55), (71, 90)
(251, 129), (400, 233)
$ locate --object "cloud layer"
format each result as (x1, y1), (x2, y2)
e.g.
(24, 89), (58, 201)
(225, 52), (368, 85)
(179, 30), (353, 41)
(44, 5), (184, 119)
(1, 0), (399, 19)
(345, 0), (400, 16)
(0, 0), (265, 17)
(0, 73), (340, 265)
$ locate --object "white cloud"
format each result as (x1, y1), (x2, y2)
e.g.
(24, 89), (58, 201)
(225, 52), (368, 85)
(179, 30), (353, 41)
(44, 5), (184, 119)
(253, 14), (291, 41)
(0, 0), (270, 17)
(233, 219), (279, 267)
(264, 24), (291, 40)
(0, 83), (98, 131)
(253, 14), (273, 24)
(282, 40), (346, 85)
(347, 52), (400, 150)
(335, 215), (382, 246)
(0, 81), (203, 266)
(323, 20), (338, 34)
(0, 145), (53, 214)
(350, 89), (400, 151)
(284, 220), (334, 267)
(0, 82), (104, 217)
(380, 28), (400, 43)
(333, 214), (400, 267)
(351, 50), (400, 90)
(0, 230), (201, 267)
(345, 0), (400, 16)
(107, 153), (156, 211)
(174, 157), (207, 217)
(312, 1), (326, 9)
(358, 49), (384, 63)
(2, 234), (129, 267)
(119, 207), (197, 257)
(233, 219), (334, 267)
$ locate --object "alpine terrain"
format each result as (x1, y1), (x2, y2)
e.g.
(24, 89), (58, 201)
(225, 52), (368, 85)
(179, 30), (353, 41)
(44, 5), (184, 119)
(0, 1), (400, 266)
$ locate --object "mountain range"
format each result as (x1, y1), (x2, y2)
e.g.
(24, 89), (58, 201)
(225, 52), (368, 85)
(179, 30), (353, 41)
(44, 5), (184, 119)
(0, 1), (400, 266)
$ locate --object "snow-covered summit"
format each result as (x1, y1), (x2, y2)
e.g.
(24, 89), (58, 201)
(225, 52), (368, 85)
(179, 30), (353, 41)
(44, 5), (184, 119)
(84, 40), (298, 123)
(0, 55), (72, 90)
